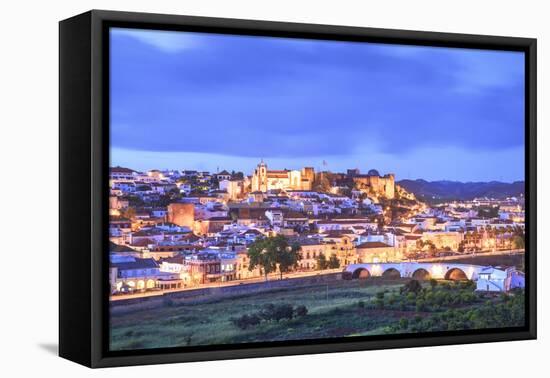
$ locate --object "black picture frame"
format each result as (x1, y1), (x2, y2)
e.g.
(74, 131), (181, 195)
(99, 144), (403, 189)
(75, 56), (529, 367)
(59, 9), (537, 368)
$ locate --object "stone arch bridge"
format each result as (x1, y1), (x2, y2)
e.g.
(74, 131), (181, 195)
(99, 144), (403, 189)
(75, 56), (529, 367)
(343, 262), (487, 281)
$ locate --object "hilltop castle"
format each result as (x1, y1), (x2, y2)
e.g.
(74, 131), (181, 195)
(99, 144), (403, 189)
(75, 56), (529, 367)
(251, 161), (395, 198)
(251, 161), (315, 192)
(347, 168), (395, 199)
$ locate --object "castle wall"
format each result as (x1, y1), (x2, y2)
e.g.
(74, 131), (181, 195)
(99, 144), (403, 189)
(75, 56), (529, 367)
(352, 174), (395, 199)
(167, 203), (195, 228)
(252, 162), (393, 197)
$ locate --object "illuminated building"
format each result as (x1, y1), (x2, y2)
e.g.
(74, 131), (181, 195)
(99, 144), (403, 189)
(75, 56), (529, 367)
(251, 160), (315, 192)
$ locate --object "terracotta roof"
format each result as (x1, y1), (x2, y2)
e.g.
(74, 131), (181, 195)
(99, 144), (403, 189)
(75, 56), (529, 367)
(131, 238), (156, 246)
(109, 242), (137, 252)
(242, 229), (263, 235)
(132, 229), (161, 236)
(317, 219), (374, 225)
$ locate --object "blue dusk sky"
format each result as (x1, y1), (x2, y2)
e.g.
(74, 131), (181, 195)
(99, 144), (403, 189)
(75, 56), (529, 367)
(110, 28), (525, 182)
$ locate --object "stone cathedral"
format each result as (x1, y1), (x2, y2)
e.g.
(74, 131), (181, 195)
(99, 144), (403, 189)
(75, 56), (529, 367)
(251, 160), (315, 192)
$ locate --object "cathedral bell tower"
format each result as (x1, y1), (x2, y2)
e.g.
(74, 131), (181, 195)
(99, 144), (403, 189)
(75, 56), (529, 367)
(253, 160), (268, 192)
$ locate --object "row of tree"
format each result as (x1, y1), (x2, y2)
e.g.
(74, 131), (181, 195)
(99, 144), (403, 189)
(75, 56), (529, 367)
(248, 235), (342, 280)
(247, 235), (302, 280)
(316, 253), (341, 270)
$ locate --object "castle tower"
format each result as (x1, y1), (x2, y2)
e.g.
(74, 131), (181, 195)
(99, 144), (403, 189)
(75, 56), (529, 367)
(384, 174), (395, 199)
(301, 167), (315, 190)
(252, 160), (268, 192)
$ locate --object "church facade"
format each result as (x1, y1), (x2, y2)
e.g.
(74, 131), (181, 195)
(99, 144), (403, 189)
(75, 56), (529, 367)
(251, 161), (315, 192)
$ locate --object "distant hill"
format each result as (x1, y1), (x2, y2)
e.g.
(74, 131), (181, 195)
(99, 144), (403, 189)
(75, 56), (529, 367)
(397, 179), (525, 203)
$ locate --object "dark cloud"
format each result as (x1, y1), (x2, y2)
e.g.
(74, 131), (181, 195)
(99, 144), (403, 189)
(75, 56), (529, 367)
(110, 29), (525, 159)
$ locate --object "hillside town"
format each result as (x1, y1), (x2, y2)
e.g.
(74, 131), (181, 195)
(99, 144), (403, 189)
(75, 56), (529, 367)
(109, 161), (525, 296)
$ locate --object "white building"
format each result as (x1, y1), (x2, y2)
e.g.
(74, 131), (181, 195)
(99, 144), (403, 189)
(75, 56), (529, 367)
(265, 209), (284, 227)
(476, 267), (525, 292)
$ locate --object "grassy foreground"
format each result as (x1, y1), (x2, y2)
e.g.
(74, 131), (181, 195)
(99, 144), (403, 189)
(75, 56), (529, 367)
(110, 278), (524, 351)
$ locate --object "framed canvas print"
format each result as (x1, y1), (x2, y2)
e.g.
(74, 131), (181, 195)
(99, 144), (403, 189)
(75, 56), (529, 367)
(59, 10), (537, 368)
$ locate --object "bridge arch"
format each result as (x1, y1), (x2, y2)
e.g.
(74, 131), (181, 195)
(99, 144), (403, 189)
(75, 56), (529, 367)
(412, 268), (431, 280)
(445, 267), (468, 281)
(382, 268), (401, 279)
(352, 267), (371, 279)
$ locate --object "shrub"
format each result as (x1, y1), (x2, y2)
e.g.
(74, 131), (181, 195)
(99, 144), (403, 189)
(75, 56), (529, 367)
(260, 303), (277, 321)
(273, 304), (294, 322)
(231, 314), (262, 329)
(403, 279), (422, 294)
(429, 279), (438, 289)
(261, 303), (295, 322)
(232, 303), (306, 330)
(424, 291), (434, 303)
(459, 280), (475, 290)
(295, 305), (308, 317)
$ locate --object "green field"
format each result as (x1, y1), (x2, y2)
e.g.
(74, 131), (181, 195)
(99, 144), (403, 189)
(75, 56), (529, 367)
(110, 278), (525, 351)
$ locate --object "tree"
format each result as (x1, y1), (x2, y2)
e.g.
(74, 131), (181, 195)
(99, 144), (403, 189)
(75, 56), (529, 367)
(402, 279), (422, 295)
(328, 254), (340, 269)
(316, 254), (328, 270)
(477, 206), (499, 218)
(210, 176), (219, 188)
(231, 314), (261, 329)
(231, 171), (244, 180)
(260, 303), (294, 322)
(512, 235), (525, 249)
(276, 238), (302, 279)
(421, 240), (436, 257)
(248, 238), (277, 281)
(248, 235), (301, 281)
(272, 304), (295, 322)
(295, 305), (308, 317)
(339, 187), (352, 197)
(120, 206), (136, 220)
